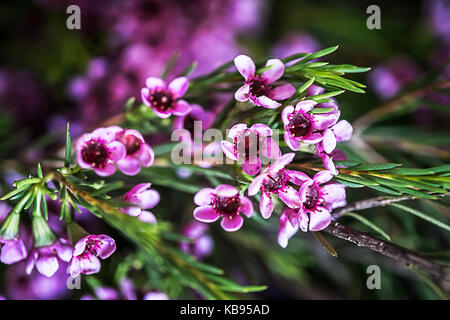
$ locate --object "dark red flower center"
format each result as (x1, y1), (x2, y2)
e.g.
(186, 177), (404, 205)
(81, 140), (109, 169)
(117, 132), (142, 156)
(250, 77), (269, 97)
(214, 195), (240, 217)
(263, 170), (286, 192)
(304, 184), (322, 210)
(288, 112), (312, 138)
(236, 129), (260, 160)
(148, 89), (174, 112)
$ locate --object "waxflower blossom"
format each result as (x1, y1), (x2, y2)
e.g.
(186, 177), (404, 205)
(282, 100), (339, 151)
(193, 185), (253, 232)
(68, 234), (116, 277)
(141, 76), (191, 118)
(296, 171), (346, 232)
(234, 55), (295, 109)
(26, 238), (72, 278)
(180, 221), (214, 260)
(121, 183), (160, 224)
(0, 209), (27, 265)
(248, 153), (304, 219)
(221, 123), (281, 175)
(76, 126), (126, 177)
(115, 129), (154, 176)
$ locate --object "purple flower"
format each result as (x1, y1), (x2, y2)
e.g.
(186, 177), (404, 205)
(141, 76), (191, 118)
(282, 100), (339, 151)
(180, 221), (214, 260)
(0, 238), (27, 265)
(234, 55), (295, 109)
(68, 234), (116, 277)
(193, 185), (253, 232)
(26, 238), (72, 278)
(272, 33), (320, 64)
(369, 56), (421, 100)
(76, 126), (126, 177)
(295, 171), (346, 232)
(173, 104), (215, 142)
(221, 123), (281, 175)
(115, 129), (154, 176)
(121, 183), (160, 224)
(247, 153), (304, 219)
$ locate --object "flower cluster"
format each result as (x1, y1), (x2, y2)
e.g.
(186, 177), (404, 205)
(76, 126), (154, 176)
(193, 55), (351, 246)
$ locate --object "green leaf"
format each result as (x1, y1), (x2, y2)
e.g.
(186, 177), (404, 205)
(429, 165), (450, 174)
(337, 173), (378, 186)
(312, 232), (338, 257)
(390, 187), (437, 200)
(344, 212), (391, 241)
(366, 184), (402, 196)
(303, 45), (339, 62)
(353, 163), (402, 171)
(334, 178), (364, 188)
(385, 168), (435, 175)
(65, 123), (71, 168)
(391, 204), (450, 233)
(310, 107), (335, 114)
(295, 77), (315, 95)
(308, 90), (345, 102)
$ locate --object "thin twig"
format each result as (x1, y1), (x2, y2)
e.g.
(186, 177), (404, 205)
(325, 221), (450, 291)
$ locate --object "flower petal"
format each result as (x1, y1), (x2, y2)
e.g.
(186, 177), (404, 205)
(309, 207), (331, 231)
(172, 99), (192, 116)
(260, 192), (274, 219)
(250, 123), (272, 136)
(284, 131), (300, 151)
(248, 173), (266, 196)
(0, 239), (27, 265)
(107, 141), (126, 162)
(313, 170), (334, 184)
(194, 188), (214, 206)
(281, 105), (294, 125)
(321, 129), (337, 154)
(194, 206), (220, 223)
(36, 256), (59, 278)
(239, 196), (254, 218)
(137, 189), (160, 209)
(302, 132), (323, 144)
(139, 210), (157, 224)
(117, 158), (141, 176)
(260, 137), (281, 159)
(95, 235), (116, 259)
(254, 95), (281, 109)
(138, 143), (154, 167)
(332, 120), (353, 142)
(234, 55), (255, 81)
(297, 207), (309, 232)
(270, 84), (295, 100)
(322, 183), (346, 208)
(228, 123), (248, 139)
(145, 77), (166, 90)
(319, 153), (338, 175)
(168, 77), (189, 98)
(261, 59), (284, 83)
(242, 157), (261, 176)
(287, 170), (311, 185)
(215, 184), (239, 197)
(295, 100), (317, 113)
(278, 211), (299, 248)
(94, 163), (116, 177)
(270, 152), (295, 173)
(278, 186), (302, 208)
(220, 215), (244, 232)
(221, 140), (238, 160)
(235, 84), (250, 102)
(79, 254), (101, 275)
(312, 113), (338, 130)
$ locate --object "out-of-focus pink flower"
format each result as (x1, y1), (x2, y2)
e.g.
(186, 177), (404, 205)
(141, 76), (191, 118)
(143, 292), (169, 300)
(282, 100), (339, 151)
(180, 221), (214, 260)
(68, 234), (116, 277)
(234, 55), (295, 109)
(425, 0), (450, 40)
(76, 126), (126, 177)
(369, 56), (421, 100)
(193, 185), (253, 232)
(0, 238), (27, 265)
(248, 153), (304, 219)
(121, 183), (160, 224)
(115, 129), (154, 176)
(26, 238), (72, 278)
(173, 104), (215, 142)
(221, 123), (281, 175)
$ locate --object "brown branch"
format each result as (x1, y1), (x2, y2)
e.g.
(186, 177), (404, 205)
(325, 221), (450, 291)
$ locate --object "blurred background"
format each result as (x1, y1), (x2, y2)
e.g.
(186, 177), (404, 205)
(0, 0), (449, 299)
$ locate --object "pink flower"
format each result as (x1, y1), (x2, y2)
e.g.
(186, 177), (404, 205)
(26, 238), (72, 278)
(141, 76), (191, 118)
(221, 123), (281, 175)
(143, 292), (169, 300)
(121, 183), (160, 224)
(173, 104), (215, 143)
(115, 129), (154, 176)
(248, 153), (304, 219)
(76, 126), (126, 177)
(0, 238), (27, 265)
(234, 55), (295, 109)
(277, 208), (299, 248)
(180, 221), (214, 260)
(193, 185), (253, 232)
(68, 234), (116, 277)
(282, 100), (339, 151)
(295, 171), (346, 232)
(317, 120), (353, 175)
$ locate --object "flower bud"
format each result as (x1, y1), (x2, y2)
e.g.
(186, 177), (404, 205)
(31, 215), (56, 248)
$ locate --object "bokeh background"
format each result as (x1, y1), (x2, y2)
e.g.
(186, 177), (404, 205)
(0, 0), (449, 299)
